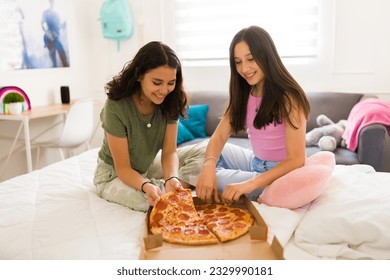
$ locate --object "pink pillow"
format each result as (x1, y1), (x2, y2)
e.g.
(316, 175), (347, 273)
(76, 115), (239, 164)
(258, 151), (335, 209)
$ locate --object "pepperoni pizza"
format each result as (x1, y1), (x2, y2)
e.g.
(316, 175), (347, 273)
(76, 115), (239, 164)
(149, 189), (254, 245)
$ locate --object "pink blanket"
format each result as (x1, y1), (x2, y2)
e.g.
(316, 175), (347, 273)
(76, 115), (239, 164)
(342, 98), (390, 151)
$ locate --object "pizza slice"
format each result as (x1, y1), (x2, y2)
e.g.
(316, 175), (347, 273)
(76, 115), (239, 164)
(149, 189), (200, 228)
(149, 189), (219, 245)
(196, 203), (254, 242)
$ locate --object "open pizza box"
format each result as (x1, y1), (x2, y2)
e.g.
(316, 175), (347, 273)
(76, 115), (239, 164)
(140, 195), (284, 260)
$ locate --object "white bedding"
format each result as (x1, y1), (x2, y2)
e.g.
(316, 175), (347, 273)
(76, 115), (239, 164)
(0, 148), (389, 260)
(256, 165), (390, 259)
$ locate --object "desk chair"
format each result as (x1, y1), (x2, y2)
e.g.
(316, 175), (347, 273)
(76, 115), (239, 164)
(34, 98), (95, 168)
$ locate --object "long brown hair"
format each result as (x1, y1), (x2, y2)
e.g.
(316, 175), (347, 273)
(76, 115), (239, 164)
(226, 26), (310, 134)
(105, 41), (188, 120)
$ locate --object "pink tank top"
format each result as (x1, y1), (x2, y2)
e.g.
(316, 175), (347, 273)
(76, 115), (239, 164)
(246, 93), (287, 161)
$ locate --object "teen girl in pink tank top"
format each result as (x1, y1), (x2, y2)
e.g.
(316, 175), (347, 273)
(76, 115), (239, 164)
(196, 26), (311, 204)
(246, 93), (286, 161)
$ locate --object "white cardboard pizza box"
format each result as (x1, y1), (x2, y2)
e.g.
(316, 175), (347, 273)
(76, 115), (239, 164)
(140, 195), (284, 260)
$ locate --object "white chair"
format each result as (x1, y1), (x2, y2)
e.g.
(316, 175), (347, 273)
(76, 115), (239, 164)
(34, 98), (95, 168)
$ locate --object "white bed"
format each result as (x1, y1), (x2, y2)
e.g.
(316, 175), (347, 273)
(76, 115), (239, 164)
(1, 148), (389, 260)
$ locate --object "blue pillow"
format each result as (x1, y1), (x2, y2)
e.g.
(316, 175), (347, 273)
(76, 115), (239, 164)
(180, 104), (209, 138)
(177, 121), (195, 145)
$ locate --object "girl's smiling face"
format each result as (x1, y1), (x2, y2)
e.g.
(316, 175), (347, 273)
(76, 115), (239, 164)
(234, 41), (265, 92)
(139, 65), (177, 105)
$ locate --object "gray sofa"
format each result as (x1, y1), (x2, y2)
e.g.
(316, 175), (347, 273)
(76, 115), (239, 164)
(179, 91), (390, 172)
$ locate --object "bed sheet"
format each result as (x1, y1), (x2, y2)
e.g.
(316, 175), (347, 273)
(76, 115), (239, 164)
(0, 148), (144, 259)
(1, 148), (389, 260)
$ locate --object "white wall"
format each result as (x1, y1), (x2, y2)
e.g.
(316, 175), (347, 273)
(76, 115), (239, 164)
(178, 0), (390, 101)
(1, 0), (390, 181)
(2, 0), (389, 105)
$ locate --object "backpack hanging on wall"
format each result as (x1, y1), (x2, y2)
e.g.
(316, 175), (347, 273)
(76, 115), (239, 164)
(100, 0), (134, 51)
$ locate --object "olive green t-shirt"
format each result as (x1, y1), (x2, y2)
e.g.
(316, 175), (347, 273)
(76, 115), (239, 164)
(98, 97), (176, 174)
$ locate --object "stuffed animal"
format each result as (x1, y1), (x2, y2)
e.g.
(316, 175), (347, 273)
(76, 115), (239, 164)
(306, 114), (348, 152)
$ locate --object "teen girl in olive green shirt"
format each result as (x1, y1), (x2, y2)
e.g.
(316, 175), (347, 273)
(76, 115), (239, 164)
(94, 41), (206, 212)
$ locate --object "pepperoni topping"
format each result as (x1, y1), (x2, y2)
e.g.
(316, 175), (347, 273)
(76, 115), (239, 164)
(207, 222), (217, 229)
(198, 228), (211, 236)
(234, 222), (247, 228)
(204, 209), (214, 214)
(182, 204), (195, 212)
(221, 226), (233, 233)
(152, 212), (164, 222)
(168, 194), (179, 203)
(178, 213), (190, 221)
(218, 219), (230, 225)
(184, 228), (195, 235)
(216, 212), (226, 217)
(219, 215), (230, 220)
(155, 200), (168, 211)
(206, 204), (217, 209)
(149, 221), (160, 228)
(234, 211), (245, 217)
(170, 227), (182, 233)
(218, 207), (229, 212)
(207, 217), (218, 222)
(177, 189), (189, 197)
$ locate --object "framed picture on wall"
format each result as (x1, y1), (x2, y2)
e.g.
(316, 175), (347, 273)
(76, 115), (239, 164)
(0, 0), (70, 70)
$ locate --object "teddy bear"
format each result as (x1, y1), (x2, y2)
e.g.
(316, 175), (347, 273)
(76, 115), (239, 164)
(306, 114), (348, 152)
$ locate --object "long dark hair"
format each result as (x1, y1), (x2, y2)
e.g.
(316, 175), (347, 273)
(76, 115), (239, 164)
(105, 41), (188, 120)
(226, 26), (310, 134)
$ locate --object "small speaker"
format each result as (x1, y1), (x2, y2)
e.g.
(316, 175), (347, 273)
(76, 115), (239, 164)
(60, 86), (70, 104)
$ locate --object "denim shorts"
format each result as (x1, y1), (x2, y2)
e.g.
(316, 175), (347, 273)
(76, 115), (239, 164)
(251, 156), (280, 173)
(215, 143), (280, 201)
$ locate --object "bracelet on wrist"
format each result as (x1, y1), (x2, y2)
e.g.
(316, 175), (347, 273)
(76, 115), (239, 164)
(141, 180), (151, 193)
(203, 156), (217, 165)
(164, 176), (179, 188)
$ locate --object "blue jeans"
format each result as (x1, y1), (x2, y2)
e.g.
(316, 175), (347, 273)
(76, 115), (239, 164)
(216, 143), (280, 201)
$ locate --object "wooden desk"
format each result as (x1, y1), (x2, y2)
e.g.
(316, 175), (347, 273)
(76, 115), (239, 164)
(0, 104), (69, 176)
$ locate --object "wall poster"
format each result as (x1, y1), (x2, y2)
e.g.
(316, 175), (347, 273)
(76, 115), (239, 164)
(0, 0), (70, 70)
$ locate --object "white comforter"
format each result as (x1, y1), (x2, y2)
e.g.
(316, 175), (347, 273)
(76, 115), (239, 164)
(256, 165), (390, 259)
(0, 149), (389, 260)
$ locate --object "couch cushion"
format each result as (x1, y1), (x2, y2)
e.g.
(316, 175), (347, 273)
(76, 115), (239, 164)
(177, 121), (195, 145)
(188, 91), (228, 136)
(306, 146), (359, 165)
(180, 104), (209, 138)
(177, 104), (209, 145)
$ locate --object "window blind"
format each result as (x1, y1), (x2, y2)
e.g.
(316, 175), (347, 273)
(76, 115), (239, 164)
(172, 0), (320, 61)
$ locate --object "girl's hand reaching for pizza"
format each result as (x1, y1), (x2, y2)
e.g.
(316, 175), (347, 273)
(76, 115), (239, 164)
(196, 162), (219, 203)
(221, 180), (256, 204)
(164, 176), (183, 193)
(142, 182), (163, 206)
